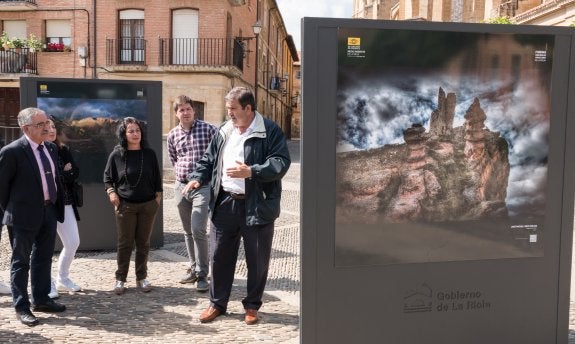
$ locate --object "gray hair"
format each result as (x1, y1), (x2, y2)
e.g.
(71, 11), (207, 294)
(18, 107), (45, 128)
(225, 86), (256, 111)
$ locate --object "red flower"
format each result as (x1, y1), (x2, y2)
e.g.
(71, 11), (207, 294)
(47, 42), (64, 52)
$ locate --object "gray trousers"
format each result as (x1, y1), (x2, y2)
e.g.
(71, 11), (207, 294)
(174, 182), (210, 277)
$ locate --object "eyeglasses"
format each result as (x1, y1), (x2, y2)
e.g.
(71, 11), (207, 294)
(26, 121), (51, 129)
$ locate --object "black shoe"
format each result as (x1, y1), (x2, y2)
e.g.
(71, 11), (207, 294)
(16, 309), (39, 326)
(196, 276), (209, 292)
(33, 299), (66, 313)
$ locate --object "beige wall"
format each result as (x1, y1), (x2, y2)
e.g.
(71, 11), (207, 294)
(514, 0), (575, 25)
(354, 0), (575, 23)
(96, 71), (251, 134)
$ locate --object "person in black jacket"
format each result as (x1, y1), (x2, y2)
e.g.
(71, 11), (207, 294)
(0, 107), (66, 326)
(46, 119), (82, 298)
(184, 87), (291, 325)
(103, 117), (162, 295)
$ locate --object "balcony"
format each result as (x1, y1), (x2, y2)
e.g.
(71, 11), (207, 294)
(0, 48), (38, 75)
(269, 75), (288, 95)
(0, 0), (37, 11)
(0, 126), (21, 147)
(104, 37), (245, 76)
(106, 38), (147, 67)
(159, 38), (244, 71)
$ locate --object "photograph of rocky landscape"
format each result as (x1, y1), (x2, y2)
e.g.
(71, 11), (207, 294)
(37, 97), (148, 183)
(335, 28), (553, 266)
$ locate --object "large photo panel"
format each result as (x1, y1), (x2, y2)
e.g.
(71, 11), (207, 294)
(335, 28), (552, 266)
(301, 18), (575, 344)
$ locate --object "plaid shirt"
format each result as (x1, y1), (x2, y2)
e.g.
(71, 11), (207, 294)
(167, 119), (217, 183)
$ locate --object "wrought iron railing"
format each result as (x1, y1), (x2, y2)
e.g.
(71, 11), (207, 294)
(0, 48), (38, 74)
(158, 37), (244, 70)
(0, 126), (22, 148)
(106, 38), (147, 65)
(0, 0), (37, 3)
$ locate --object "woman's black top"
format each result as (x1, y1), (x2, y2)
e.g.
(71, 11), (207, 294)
(103, 146), (162, 203)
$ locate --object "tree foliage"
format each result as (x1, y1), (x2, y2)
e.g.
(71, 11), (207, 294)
(484, 16), (515, 24)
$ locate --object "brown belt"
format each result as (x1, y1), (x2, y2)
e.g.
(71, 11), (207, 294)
(43, 200), (52, 206)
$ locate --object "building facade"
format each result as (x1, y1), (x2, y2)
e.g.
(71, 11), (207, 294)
(352, 0), (575, 25)
(0, 0), (299, 141)
(290, 52), (301, 139)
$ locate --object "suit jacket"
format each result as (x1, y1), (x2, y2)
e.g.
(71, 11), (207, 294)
(0, 136), (65, 230)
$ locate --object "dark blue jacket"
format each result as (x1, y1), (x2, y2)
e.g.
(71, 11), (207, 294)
(190, 112), (291, 226)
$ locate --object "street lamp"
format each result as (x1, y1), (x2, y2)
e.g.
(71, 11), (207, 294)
(252, 20), (262, 104)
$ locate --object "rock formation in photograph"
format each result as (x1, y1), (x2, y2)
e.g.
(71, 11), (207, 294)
(336, 87), (510, 224)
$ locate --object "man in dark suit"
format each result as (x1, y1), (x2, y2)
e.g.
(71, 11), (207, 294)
(0, 107), (66, 326)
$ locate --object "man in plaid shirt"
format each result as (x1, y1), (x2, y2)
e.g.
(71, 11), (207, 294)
(167, 95), (217, 291)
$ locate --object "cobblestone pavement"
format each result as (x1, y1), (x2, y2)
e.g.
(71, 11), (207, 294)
(0, 140), (301, 343)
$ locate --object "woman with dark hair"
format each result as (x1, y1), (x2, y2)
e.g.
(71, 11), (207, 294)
(46, 119), (82, 298)
(103, 117), (162, 295)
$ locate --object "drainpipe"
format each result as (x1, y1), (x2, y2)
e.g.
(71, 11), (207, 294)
(266, 6), (276, 116)
(93, 0), (97, 78)
(254, 0), (259, 105)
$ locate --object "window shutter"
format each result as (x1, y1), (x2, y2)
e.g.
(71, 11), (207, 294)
(46, 20), (71, 37)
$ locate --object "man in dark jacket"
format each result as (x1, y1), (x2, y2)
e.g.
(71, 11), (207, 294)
(0, 107), (66, 326)
(184, 86), (291, 325)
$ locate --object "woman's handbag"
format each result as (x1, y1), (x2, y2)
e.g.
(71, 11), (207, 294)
(72, 181), (83, 207)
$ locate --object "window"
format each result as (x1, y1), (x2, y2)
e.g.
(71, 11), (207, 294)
(172, 9), (198, 64)
(192, 101), (205, 120)
(119, 10), (145, 64)
(3, 20), (26, 39)
(46, 20), (71, 51)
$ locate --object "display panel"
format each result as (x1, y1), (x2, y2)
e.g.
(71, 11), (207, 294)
(301, 18), (575, 344)
(335, 28), (552, 266)
(20, 78), (163, 250)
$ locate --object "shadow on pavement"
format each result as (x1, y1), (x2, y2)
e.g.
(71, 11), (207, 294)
(0, 330), (53, 343)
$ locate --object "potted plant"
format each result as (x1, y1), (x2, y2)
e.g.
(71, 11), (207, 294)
(26, 34), (43, 52)
(1, 32), (12, 50)
(11, 37), (25, 52)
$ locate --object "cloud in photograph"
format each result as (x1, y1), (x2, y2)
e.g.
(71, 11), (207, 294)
(38, 98), (147, 121)
(336, 71), (550, 217)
